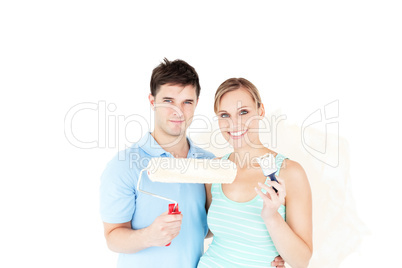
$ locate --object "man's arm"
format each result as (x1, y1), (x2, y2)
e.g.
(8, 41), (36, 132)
(100, 152), (184, 254)
(103, 211), (183, 254)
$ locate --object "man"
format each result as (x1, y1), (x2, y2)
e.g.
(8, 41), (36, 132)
(100, 58), (285, 267)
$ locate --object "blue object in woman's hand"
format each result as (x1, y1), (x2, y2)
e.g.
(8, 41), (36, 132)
(268, 173), (279, 193)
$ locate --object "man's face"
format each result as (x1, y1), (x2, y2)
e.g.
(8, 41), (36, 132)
(149, 84), (198, 140)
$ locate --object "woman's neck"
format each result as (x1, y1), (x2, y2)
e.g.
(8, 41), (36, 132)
(231, 140), (272, 169)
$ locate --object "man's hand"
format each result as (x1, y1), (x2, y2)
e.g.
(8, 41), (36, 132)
(271, 255), (285, 267)
(146, 210), (183, 247)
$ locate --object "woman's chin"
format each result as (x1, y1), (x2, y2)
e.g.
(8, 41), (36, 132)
(230, 137), (260, 150)
(230, 138), (247, 149)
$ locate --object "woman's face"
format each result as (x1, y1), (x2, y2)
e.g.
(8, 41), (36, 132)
(216, 87), (264, 149)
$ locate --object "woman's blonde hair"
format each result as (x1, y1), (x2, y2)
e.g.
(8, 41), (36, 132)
(214, 78), (262, 113)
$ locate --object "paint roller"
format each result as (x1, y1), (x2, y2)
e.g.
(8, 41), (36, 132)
(256, 153), (279, 193)
(137, 157), (237, 246)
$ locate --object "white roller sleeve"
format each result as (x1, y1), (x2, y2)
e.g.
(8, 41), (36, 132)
(256, 153), (278, 176)
(145, 158), (237, 184)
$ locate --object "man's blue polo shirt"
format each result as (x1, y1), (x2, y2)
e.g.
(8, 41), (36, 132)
(100, 132), (215, 268)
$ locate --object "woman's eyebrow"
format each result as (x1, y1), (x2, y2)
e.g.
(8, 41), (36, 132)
(218, 106), (250, 112)
(237, 106), (250, 110)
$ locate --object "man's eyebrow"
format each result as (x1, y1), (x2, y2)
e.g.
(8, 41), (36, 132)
(161, 97), (195, 102)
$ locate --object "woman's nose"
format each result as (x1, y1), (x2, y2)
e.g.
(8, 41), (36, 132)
(231, 115), (243, 129)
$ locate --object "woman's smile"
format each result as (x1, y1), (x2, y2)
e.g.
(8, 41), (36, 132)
(228, 129), (248, 139)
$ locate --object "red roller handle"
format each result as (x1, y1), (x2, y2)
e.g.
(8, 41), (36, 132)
(165, 203), (181, 246)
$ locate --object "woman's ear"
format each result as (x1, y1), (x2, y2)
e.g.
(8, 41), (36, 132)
(259, 103), (265, 118)
(148, 93), (155, 111)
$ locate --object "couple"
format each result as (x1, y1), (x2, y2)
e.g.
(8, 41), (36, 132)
(100, 58), (312, 268)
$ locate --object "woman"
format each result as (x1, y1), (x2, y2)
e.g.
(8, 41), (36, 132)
(198, 78), (313, 268)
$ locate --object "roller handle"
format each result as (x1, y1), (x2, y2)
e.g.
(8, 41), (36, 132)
(268, 173), (279, 193)
(165, 203), (181, 246)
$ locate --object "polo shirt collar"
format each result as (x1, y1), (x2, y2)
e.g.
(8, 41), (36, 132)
(138, 132), (200, 158)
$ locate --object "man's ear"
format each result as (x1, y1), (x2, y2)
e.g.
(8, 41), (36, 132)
(148, 93), (155, 111)
(259, 103), (265, 118)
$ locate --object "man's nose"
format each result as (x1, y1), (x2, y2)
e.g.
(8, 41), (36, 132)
(171, 104), (184, 118)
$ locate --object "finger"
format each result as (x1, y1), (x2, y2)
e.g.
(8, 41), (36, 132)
(265, 180), (286, 201)
(166, 229), (181, 237)
(265, 180), (284, 193)
(274, 257), (285, 267)
(164, 232), (179, 244)
(165, 221), (182, 230)
(270, 261), (284, 268)
(274, 260), (284, 265)
(276, 176), (286, 191)
(257, 182), (279, 202)
(257, 182), (276, 192)
(258, 183), (277, 201)
(172, 231), (181, 239)
(274, 256), (283, 261)
(164, 214), (183, 223)
(254, 186), (272, 203)
(255, 186), (277, 206)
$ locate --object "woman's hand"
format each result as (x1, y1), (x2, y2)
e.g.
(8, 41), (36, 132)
(254, 177), (286, 222)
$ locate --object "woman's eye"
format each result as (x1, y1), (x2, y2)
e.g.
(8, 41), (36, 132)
(240, 110), (248, 115)
(220, 114), (229, 118)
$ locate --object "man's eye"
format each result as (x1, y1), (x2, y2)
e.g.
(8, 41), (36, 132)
(184, 101), (193, 104)
(164, 100), (173, 103)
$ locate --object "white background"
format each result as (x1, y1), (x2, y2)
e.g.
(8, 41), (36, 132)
(1, 1), (401, 267)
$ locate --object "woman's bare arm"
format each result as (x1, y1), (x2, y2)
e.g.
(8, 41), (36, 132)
(256, 160), (313, 268)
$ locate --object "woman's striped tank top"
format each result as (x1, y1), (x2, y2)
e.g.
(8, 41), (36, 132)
(198, 153), (287, 268)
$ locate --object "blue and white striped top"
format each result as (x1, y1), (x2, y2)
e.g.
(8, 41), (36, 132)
(198, 153), (287, 268)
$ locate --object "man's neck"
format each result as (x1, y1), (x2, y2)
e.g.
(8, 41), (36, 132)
(151, 131), (190, 158)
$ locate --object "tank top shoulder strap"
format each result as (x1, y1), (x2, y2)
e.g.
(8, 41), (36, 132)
(263, 153), (288, 185)
(221, 152), (232, 160)
(212, 152), (232, 191)
(275, 153), (288, 176)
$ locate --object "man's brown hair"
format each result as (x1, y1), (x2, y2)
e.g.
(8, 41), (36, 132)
(150, 58), (201, 97)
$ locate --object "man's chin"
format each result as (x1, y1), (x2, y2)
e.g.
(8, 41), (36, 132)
(167, 128), (186, 137)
